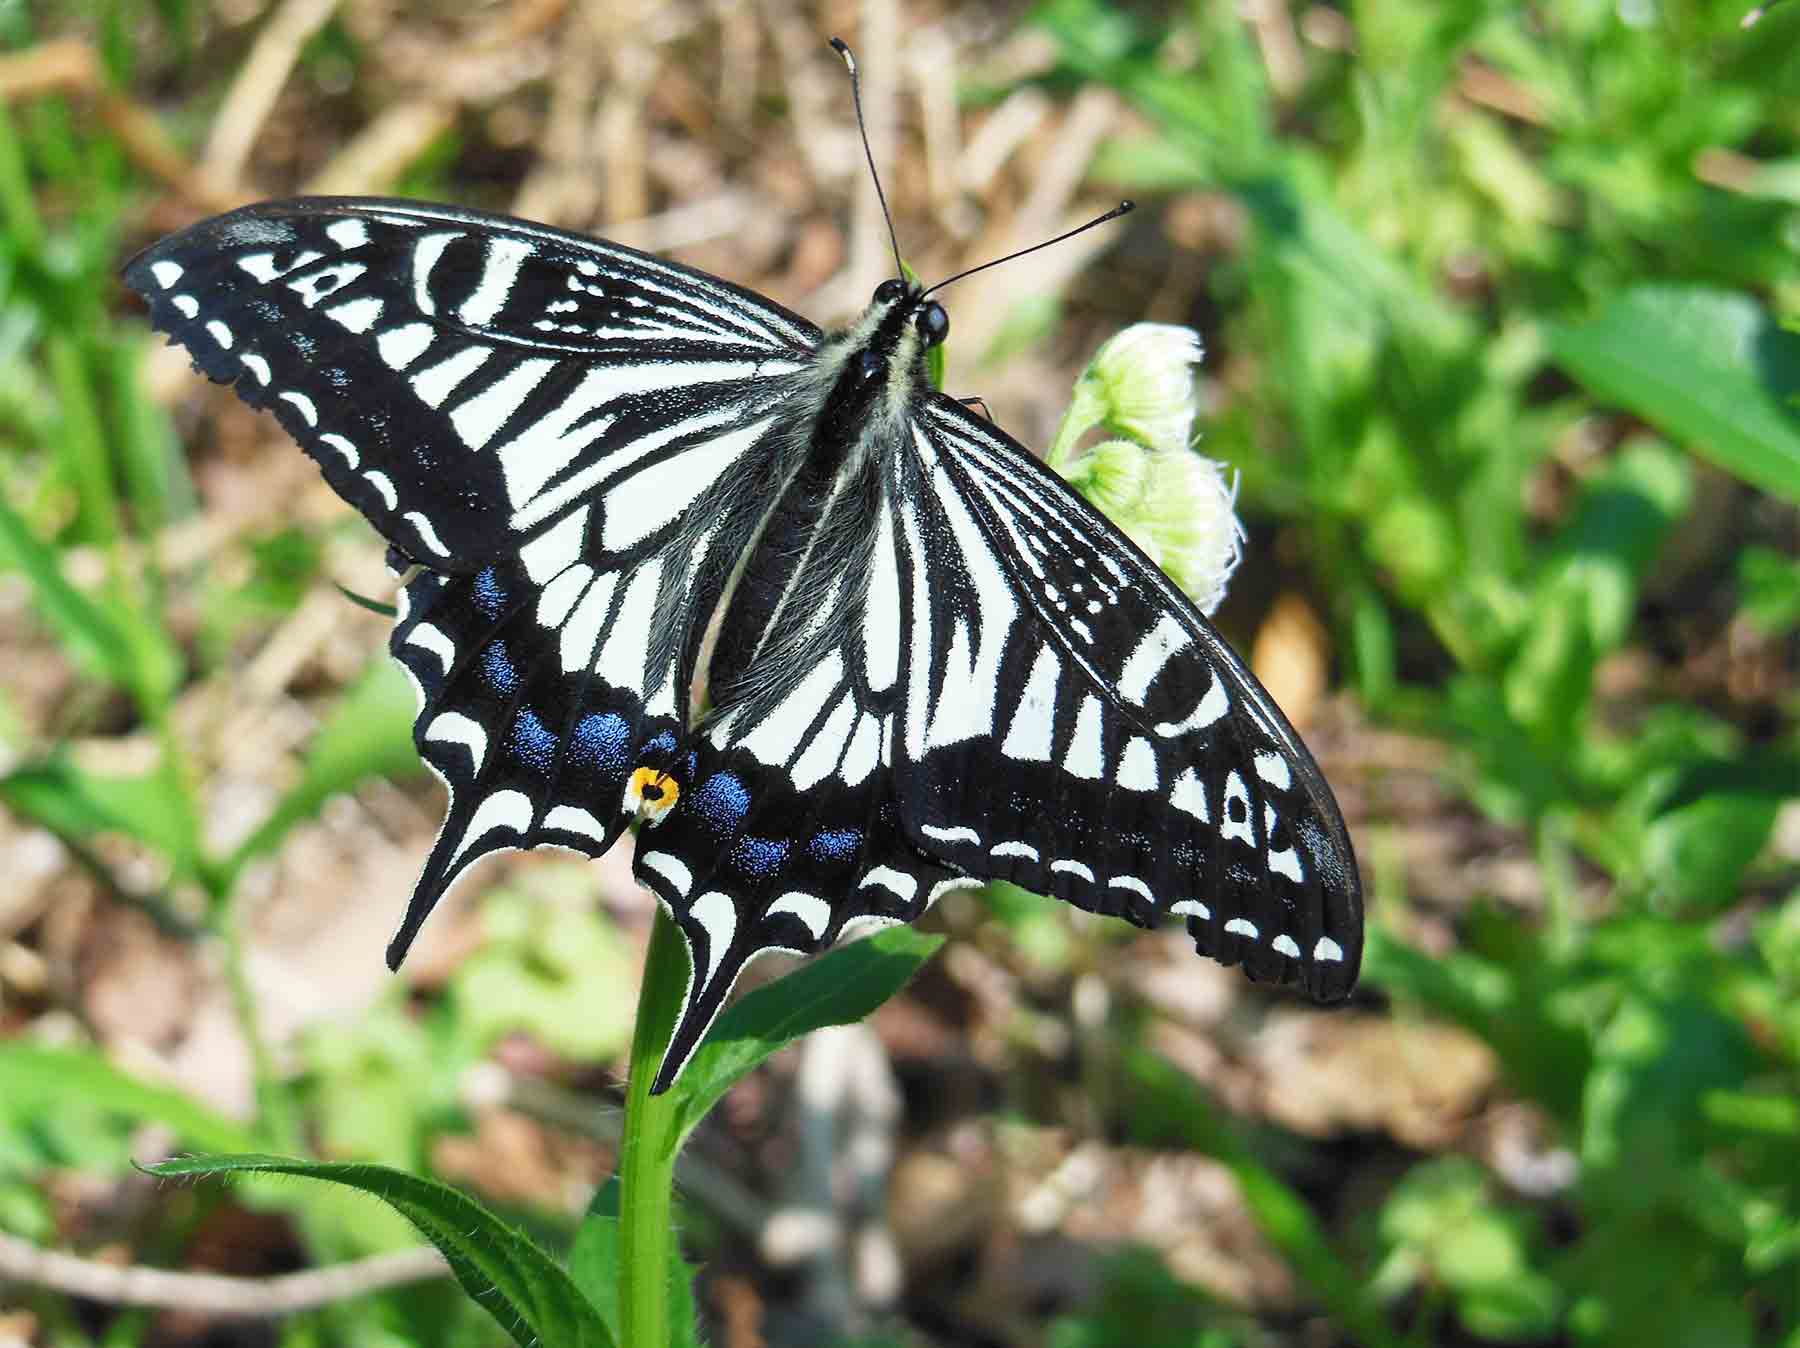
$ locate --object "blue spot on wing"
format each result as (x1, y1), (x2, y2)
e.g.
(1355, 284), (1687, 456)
(473, 567), (507, 619)
(480, 641), (519, 694)
(508, 708), (557, 773)
(808, 828), (862, 862)
(692, 772), (752, 835)
(730, 836), (789, 879)
(571, 712), (631, 776)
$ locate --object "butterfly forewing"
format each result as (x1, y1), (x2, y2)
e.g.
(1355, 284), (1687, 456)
(383, 415), (787, 962)
(123, 198), (819, 568)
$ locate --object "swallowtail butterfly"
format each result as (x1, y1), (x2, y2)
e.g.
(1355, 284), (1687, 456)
(125, 73), (1361, 1093)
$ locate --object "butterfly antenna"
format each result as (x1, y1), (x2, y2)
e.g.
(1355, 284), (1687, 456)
(922, 201), (1136, 298)
(830, 37), (906, 282)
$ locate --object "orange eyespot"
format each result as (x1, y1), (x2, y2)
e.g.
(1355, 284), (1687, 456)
(626, 766), (679, 824)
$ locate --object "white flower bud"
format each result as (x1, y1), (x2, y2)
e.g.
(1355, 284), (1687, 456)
(1139, 446), (1243, 616)
(1050, 324), (1241, 614)
(1083, 322), (1204, 452)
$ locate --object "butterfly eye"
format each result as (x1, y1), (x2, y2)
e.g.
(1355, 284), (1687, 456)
(915, 301), (949, 347)
(872, 278), (907, 304)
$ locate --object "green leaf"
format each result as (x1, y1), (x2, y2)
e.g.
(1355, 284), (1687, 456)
(568, 1177), (701, 1348)
(1582, 992), (1757, 1214)
(1548, 286), (1800, 503)
(451, 870), (637, 1062)
(1642, 754), (1794, 911)
(1088, 134), (1208, 191)
(143, 1155), (614, 1348)
(1720, 0), (1800, 86)
(0, 1045), (258, 1156)
(1504, 438), (1692, 740)
(112, 336), (195, 533)
(1561, 1218), (1758, 1348)
(1374, 1157), (1560, 1340)
(1702, 1090), (1800, 1139)
(667, 925), (943, 1146)
(47, 334), (123, 547)
(303, 1003), (436, 1168)
(1739, 546), (1800, 635)
(1363, 922), (1591, 1126)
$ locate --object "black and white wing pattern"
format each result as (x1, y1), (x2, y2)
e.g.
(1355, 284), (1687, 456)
(894, 398), (1361, 999)
(129, 194), (1362, 1097)
(126, 198), (820, 960)
(629, 433), (973, 1090)
(626, 391), (1360, 1091)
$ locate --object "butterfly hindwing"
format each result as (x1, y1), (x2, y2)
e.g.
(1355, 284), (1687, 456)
(891, 398), (1362, 1000)
(632, 732), (961, 1092)
(631, 441), (972, 1090)
(382, 402), (801, 963)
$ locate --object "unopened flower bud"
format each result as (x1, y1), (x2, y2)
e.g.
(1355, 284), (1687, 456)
(1050, 325), (1241, 613)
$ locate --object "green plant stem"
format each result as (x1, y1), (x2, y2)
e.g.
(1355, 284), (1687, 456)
(215, 888), (301, 1150)
(1537, 810), (1580, 961)
(618, 902), (689, 1348)
(1046, 378), (1104, 470)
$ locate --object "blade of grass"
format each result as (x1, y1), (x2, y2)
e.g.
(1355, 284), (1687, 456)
(0, 100), (44, 254)
(0, 491), (137, 687)
(221, 658), (422, 886)
(47, 335), (124, 547)
(0, 1044), (259, 1153)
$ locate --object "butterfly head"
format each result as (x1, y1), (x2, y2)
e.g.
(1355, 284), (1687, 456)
(819, 280), (950, 432)
(871, 278), (948, 350)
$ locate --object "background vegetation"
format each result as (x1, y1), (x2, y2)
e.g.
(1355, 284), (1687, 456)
(0, 1), (1795, 1345)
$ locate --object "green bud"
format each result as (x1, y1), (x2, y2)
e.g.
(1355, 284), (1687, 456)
(1059, 440), (1242, 615)
(1059, 436), (1150, 521)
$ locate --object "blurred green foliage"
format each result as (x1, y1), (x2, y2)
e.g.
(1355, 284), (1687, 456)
(0, 0), (1796, 1345)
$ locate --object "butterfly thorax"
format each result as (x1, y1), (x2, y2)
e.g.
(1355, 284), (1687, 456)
(804, 284), (946, 481)
(704, 289), (940, 724)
